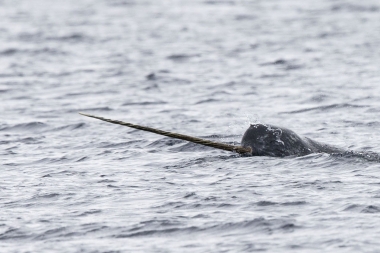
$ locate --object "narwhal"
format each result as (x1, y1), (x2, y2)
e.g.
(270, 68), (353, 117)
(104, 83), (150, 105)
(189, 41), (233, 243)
(79, 113), (380, 161)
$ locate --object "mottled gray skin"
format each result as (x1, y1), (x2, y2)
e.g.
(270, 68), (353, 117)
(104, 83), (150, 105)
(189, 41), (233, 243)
(241, 124), (344, 157)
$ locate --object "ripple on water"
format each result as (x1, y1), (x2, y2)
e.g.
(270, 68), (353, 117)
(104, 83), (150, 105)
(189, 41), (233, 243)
(115, 217), (299, 238)
(282, 103), (368, 114)
(0, 122), (48, 132)
(343, 204), (380, 214)
(46, 123), (87, 132)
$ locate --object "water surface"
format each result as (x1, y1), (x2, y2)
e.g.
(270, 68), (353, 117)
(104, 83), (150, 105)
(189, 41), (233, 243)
(2, 0), (380, 252)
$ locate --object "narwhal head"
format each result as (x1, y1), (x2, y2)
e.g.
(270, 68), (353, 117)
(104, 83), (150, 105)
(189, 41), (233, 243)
(241, 124), (286, 157)
(241, 124), (311, 157)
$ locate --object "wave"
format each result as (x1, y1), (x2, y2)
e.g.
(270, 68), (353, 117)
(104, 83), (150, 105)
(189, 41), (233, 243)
(331, 151), (380, 162)
(0, 122), (48, 132)
(122, 101), (166, 106)
(46, 123), (87, 132)
(116, 217), (298, 238)
(166, 54), (201, 61)
(331, 3), (379, 13)
(67, 107), (113, 112)
(0, 47), (67, 56)
(343, 204), (380, 213)
(194, 98), (220, 104)
(99, 140), (145, 148)
(282, 103), (367, 114)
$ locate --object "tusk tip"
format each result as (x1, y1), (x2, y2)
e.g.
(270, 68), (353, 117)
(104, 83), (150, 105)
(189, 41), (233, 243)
(79, 112), (92, 117)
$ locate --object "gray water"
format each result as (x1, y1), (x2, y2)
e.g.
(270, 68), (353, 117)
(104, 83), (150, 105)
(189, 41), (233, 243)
(2, 0), (380, 252)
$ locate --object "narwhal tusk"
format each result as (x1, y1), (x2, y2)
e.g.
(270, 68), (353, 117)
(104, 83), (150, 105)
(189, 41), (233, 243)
(79, 112), (252, 155)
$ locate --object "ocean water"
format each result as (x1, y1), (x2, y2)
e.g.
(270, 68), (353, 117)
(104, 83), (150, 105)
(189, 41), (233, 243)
(2, 0), (380, 252)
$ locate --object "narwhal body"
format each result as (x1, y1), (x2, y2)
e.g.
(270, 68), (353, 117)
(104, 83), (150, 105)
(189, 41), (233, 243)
(241, 124), (344, 157)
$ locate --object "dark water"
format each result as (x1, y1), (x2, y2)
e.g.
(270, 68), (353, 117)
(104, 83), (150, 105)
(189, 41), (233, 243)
(2, 0), (380, 252)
